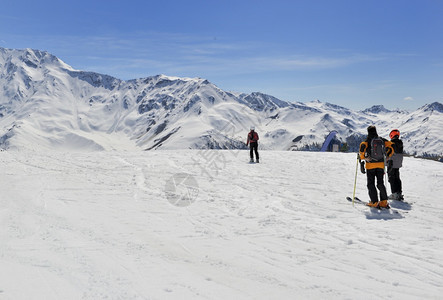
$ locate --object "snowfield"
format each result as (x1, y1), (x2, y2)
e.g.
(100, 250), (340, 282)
(1, 150), (442, 299)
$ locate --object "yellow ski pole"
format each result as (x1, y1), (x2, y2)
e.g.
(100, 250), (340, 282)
(352, 153), (359, 206)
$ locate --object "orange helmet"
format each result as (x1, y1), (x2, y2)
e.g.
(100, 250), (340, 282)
(390, 129), (400, 139)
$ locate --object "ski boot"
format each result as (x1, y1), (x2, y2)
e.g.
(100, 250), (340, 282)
(388, 193), (400, 200)
(367, 201), (379, 208)
(378, 200), (390, 209)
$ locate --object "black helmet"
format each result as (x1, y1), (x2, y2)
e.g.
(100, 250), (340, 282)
(367, 125), (377, 135)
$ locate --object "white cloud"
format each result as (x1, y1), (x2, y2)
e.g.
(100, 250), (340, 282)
(34, 32), (388, 73)
(404, 96), (414, 101)
(11, 31), (393, 82)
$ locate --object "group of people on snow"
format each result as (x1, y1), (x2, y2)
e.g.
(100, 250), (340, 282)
(246, 125), (404, 207)
(359, 125), (404, 208)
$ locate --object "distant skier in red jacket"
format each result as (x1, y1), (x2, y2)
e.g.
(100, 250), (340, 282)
(246, 126), (259, 163)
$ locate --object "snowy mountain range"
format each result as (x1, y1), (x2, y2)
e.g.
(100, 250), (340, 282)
(1, 47), (442, 156)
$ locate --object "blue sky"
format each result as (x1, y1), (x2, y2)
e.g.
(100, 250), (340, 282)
(1, 0), (442, 110)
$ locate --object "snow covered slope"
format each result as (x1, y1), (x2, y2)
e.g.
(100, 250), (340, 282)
(1, 47), (442, 156)
(1, 150), (442, 299)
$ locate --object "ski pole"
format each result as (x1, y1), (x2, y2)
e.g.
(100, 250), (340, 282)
(352, 153), (359, 206)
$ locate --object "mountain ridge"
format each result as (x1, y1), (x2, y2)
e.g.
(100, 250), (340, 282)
(1, 47), (442, 157)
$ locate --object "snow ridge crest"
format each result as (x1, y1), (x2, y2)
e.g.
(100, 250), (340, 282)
(0, 47), (441, 156)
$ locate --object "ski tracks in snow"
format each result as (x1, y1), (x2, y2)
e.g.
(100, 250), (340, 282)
(112, 155), (150, 201)
(1, 151), (442, 299)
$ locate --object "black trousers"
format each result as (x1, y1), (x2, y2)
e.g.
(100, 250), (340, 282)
(366, 168), (388, 203)
(388, 168), (402, 194)
(249, 142), (259, 160)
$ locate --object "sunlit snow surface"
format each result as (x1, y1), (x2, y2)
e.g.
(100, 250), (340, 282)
(1, 150), (442, 299)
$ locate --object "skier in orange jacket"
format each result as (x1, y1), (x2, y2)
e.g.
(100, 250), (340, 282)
(359, 126), (394, 208)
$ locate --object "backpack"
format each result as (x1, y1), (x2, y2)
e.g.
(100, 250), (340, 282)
(369, 136), (385, 162)
(249, 131), (258, 143)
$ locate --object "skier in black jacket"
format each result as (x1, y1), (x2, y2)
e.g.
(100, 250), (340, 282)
(387, 129), (404, 200)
